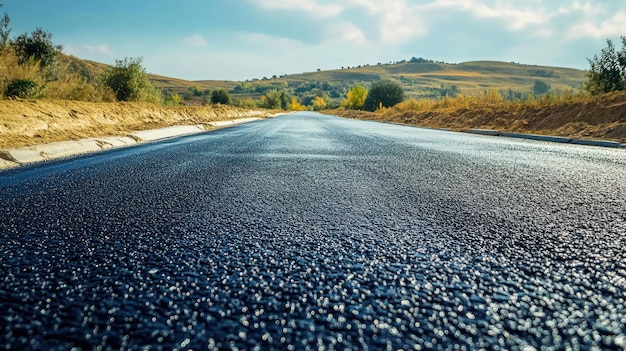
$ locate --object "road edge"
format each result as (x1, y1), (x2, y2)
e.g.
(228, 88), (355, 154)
(0, 117), (265, 170)
(461, 129), (625, 149)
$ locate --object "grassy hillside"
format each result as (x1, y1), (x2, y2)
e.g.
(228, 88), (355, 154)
(270, 60), (586, 97)
(60, 55), (586, 106)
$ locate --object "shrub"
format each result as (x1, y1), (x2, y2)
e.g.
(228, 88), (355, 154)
(6, 78), (41, 98)
(342, 84), (368, 110)
(261, 90), (282, 109)
(211, 89), (231, 105)
(163, 93), (182, 106)
(364, 80), (405, 111)
(585, 36), (626, 95)
(101, 57), (161, 104)
(289, 97), (307, 111)
(312, 96), (327, 111)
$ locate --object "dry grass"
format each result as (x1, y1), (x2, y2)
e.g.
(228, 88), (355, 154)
(329, 91), (626, 142)
(0, 99), (271, 149)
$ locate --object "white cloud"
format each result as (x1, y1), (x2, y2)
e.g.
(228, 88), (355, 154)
(64, 44), (113, 57)
(567, 12), (626, 39)
(243, 32), (304, 49)
(184, 34), (208, 47)
(422, 0), (549, 30)
(344, 0), (427, 43)
(84, 44), (113, 55)
(249, 0), (343, 18)
(558, 1), (600, 15)
(327, 22), (367, 46)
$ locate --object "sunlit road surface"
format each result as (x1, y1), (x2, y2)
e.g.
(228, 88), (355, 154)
(1, 112), (625, 350)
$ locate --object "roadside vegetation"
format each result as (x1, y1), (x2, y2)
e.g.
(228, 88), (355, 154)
(328, 37), (626, 142)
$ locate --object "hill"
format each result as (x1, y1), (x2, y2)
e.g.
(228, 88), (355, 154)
(59, 55), (586, 106)
(155, 60), (587, 106)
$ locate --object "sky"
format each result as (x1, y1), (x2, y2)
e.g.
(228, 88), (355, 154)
(4, 0), (626, 81)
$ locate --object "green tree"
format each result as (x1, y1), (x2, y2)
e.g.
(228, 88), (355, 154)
(279, 91), (290, 110)
(211, 88), (231, 105)
(363, 80), (405, 111)
(585, 37), (626, 95)
(13, 28), (61, 67)
(261, 89), (282, 109)
(532, 80), (551, 96)
(190, 85), (202, 96)
(101, 57), (161, 103)
(342, 84), (367, 110)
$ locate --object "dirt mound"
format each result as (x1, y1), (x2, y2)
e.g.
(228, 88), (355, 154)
(0, 100), (271, 149)
(329, 92), (626, 143)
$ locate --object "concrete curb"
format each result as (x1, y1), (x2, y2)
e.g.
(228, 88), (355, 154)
(207, 117), (262, 127)
(463, 129), (501, 136)
(128, 125), (205, 142)
(0, 158), (19, 170)
(462, 129), (623, 149)
(570, 139), (622, 148)
(0, 117), (265, 169)
(0, 139), (105, 164)
(92, 136), (138, 148)
(501, 133), (572, 144)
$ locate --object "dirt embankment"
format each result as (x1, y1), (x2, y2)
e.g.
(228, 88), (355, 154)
(0, 100), (272, 149)
(329, 92), (626, 143)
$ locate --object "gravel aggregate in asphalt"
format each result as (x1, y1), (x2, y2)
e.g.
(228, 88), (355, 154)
(1, 112), (625, 350)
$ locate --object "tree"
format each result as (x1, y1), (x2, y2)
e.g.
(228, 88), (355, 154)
(363, 80), (405, 111)
(0, 2), (10, 50)
(532, 80), (551, 96)
(289, 97), (307, 111)
(585, 37), (626, 95)
(312, 96), (327, 111)
(279, 91), (290, 110)
(211, 89), (231, 105)
(101, 57), (161, 103)
(342, 84), (367, 110)
(261, 90), (282, 109)
(13, 28), (61, 67)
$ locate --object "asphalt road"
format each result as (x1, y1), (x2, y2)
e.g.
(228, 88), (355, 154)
(1, 112), (625, 350)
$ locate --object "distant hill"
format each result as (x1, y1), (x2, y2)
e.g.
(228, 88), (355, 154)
(186, 60), (587, 105)
(60, 55), (587, 106)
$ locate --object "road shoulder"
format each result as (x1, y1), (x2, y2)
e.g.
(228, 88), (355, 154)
(0, 117), (264, 170)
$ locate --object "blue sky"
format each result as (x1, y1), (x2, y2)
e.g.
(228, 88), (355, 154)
(4, 0), (626, 81)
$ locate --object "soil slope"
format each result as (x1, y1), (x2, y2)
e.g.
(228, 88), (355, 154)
(0, 100), (272, 149)
(330, 92), (626, 143)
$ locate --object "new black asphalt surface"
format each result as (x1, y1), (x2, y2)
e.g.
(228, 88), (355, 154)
(1, 112), (625, 350)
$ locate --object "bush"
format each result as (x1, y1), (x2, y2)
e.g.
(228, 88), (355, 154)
(13, 28), (61, 69)
(163, 93), (182, 106)
(585, 36), (626, 95)
(342, 84), (367, 110)
(363, 80), (405, 111)
(101, 57), (161, 104)
(261, 90), (282, 109)
(211, 89), (231, 105)
(5, 78), (41, 98)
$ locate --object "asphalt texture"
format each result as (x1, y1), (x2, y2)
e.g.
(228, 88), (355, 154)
(1, 112), (625, 350)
